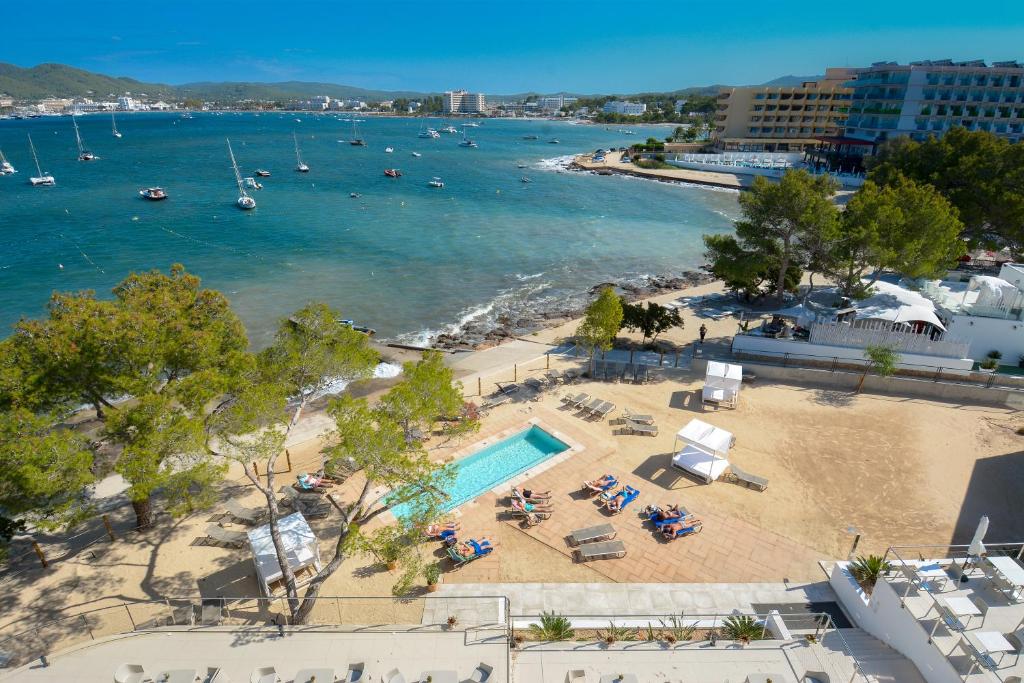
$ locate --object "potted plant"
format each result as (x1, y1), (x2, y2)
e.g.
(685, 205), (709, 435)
(424, 562), (441, 592)
(849, 554), (892, 594)
(979, 357), (999, 373)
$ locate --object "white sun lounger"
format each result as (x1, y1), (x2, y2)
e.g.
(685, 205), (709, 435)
(621, 420), (658, 436)
(723, 463), (769, 491)
(592, 401), (616, 420)
(225, 498), (268, 525)
(580, 398), (603, 414)
(204, 524), (247, 548)
(568, 523), (616, 545)
(623, 409), (654, 424)
(575, 540), (627, 561)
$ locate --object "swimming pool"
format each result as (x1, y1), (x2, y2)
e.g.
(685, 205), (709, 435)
(390, 425), (570, 519)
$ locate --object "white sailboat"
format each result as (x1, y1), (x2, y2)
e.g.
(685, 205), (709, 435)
(27, 134), (55, 186)
(0, 149), (15, 175)
(227, 138), (256, 210)
(111, 111), (122, 138)
(458, 128), (478, 148)
(294, 133), (309, 172)
(349, 119), (366, 146)
(72, 115), (97, 160)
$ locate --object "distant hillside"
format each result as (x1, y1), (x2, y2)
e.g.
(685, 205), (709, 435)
(175, 80), (433, 102)
(759, 75), (824, 87)
(0, 63), (175, 100)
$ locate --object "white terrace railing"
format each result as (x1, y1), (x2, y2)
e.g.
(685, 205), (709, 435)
(808, 320), (971, 359)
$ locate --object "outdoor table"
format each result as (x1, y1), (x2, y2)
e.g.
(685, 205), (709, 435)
(418, 671), (458, 683)
(599, 675), (639, 683)
(966, 631), (1015, 666)
(987, 556), (1024, 599)
(914, 562), (950, 591)
(158, 670), (198, 683)
(294, 668), (335, 683)
(936, 595), (982, 630)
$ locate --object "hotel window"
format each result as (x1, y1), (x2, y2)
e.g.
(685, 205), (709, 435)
(806, 93), (818, 100)
(754, 93), (766, 100)
(1010, 75), (1021, 87)
(767, 93), (779, 99)
(753, 105), (764, 111)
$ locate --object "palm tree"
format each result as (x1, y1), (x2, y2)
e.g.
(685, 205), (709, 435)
(850, 555), (892, 594)
(528, 612), (574, 641)
(721, 615), (765, 643)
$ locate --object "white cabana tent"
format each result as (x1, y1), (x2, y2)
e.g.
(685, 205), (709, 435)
(247, 512), (322, 598)
(702, 361), (742, 409)
(772, 302), (819, 328)
(670, 418), (733, 484)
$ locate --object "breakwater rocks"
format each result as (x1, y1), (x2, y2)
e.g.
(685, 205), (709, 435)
(430, 271), (715, 351)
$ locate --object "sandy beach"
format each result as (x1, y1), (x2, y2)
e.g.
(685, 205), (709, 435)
(2, 277), (1021, 655)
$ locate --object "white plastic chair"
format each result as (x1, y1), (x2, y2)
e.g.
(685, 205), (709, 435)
(114, 664), (148, 683)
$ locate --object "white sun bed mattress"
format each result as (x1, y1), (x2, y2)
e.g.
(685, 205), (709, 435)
(671, 444), (730, 483)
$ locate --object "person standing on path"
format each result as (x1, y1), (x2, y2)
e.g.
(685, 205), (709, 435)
(699, 324), (707, 344)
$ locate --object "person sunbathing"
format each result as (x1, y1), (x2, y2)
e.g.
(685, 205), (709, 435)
(582, 474), (615, 494)
(512, 486), (551, 502)
(295, 473), (332, 493)
(425, 522), (461, 540)
(512, 498), (552, 514)
(458, 537), (497, 558)
(654, 504), (684, 521)
(661, 519), (702, 539)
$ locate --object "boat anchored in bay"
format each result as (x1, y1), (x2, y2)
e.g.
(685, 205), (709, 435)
(72, 115), (98, 161)
(294, 133), (309, 172)
(27, 134), (54, 186)
(428, 177), (444, 188)
(227, 138), (256, 210)
(0, 149), (15, 175)
(139, 187), (167, 200)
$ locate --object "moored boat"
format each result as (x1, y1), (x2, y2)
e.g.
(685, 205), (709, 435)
(255, 169), (271, 177)
(294, 133), (309, 172)
(384, 168), (401, 178)
(72, 115), (98, 161)
(0, 149), (15, 175)
(27, 134), (54, 186)
(227, 138), (256, 210)
(111, 111), (122, 138)
(428, 176), (444, 188)
(139, 187), (168, 200)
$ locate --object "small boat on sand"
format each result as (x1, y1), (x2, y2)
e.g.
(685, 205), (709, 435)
(384, 168), (401, 178)
(139, 187), (167, 200)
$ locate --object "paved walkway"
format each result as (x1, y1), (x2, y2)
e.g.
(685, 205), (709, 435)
(437, 581), (837, 619)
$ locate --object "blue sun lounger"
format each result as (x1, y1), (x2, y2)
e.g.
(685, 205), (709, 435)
(605, 486), (639, 514)
(585, 475), (618, 496)
(663, 521), (703, 540)
(648, 506), (691, 528)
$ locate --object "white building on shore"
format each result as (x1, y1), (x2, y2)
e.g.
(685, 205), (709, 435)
(443, 89), (486, 114)
(602, 100), (647, 115)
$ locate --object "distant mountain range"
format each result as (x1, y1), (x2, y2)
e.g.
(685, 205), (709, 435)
(0, 62), (821, 103)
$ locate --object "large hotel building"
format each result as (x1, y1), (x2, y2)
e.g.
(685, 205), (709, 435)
(443, 89), (486, 114)
(712, 68), (857, 153)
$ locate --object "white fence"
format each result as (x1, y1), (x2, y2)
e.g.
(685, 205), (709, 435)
(808, 320), (970, 358)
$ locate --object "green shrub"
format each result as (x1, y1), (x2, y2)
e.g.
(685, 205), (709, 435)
(850, 554), (892, 593)
(529, 612), (574, 641)
(722, 615), (765, 642)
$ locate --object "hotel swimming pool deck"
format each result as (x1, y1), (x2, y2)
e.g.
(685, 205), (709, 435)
(389, 420), (583, 519)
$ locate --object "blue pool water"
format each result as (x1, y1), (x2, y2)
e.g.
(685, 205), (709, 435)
(390, 425), (569, 519)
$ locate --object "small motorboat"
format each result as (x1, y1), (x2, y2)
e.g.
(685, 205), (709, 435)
(548, 139), (560, 144)
(350, 192), (361, 198)
(516, 163), (527, 169)
(255, 169), (271, 177)
(244, 177), (263, 190)
(139, 187), (168, 200)
(522, 135), (539, 140)
(428, 177), (444, 188)
(520, 176), (531, 183)
(384, 168), (401, 178)
(385, 146), (394, 153)
(411, 152), (422, 157)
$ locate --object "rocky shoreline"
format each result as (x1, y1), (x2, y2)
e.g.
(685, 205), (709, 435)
(430, 271), (715, 351)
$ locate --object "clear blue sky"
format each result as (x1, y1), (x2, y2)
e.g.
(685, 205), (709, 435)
(7, 0), (1024, 93)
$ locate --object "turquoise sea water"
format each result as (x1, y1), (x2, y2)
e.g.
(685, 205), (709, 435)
(0, 113), (739, 346)
(390, 425), (568, 518)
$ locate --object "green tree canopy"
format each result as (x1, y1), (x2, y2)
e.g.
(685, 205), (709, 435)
(702, 234), (803, 302)
(576, 287), (624, 355)
(868, 128), (1024, 250)
(620, 300), (683, 346)
(377, 350), (464, 442)
(736, 171), (840, 305)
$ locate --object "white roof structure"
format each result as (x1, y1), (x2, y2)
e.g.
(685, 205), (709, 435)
(247, 512), (321, 597)
(854, 280), (946, 330)
(772, 302), (819, 328)
(702, 361), (742, 409)
(671, 418), (733, 483)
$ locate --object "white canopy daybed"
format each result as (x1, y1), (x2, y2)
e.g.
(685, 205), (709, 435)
(671, 418), (733, 484)
(702, 360), (742, 409)
(247, 512), (322, 598)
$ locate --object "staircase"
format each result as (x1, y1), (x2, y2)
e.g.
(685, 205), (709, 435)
(834, 628), (928, 683)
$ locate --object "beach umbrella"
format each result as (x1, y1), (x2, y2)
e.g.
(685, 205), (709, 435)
(968, 515), (989, 557)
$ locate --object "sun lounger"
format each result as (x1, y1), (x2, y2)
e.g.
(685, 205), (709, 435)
(524, 377), (545, 391)
(723, 463), (769, 492)
(603, 485), (639, 514)
(635, 365), (649, 384)
(620, 420), (657, 436)
(592, 401), (616, 420)
(563, 392), (590, 409)
(583, 475), (618, 496)
(563, 368), (580, 383)
(204, 524), (247, 548)
(623, 409), (654, 424)
(568, 523), (616, 545)
(224, 498), (269, 525)
(580, 397), (603, 414)
(663, 521), (703, 540)
(574, 539), (627, 561)
(479, 394), (511, 413)
(508, 506), (551, 521)
(546, 369), (564, 383)
(279, 486), (332, 518)
(496, 382), (520, 396)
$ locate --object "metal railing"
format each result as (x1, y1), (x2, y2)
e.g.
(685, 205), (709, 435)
(510, 611), (868, 683)
(0, 595), (511, 671)
(882, 543), (1024, 682)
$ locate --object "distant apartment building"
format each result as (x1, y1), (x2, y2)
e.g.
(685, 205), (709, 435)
(0, 96), (13, 108)
(843, 59), (1024, 145)
(539, 95), (577, 111)
(712, 68), (857, 152)
(38, 97), (73, 113)
(443, 89), (486, 114)
(602, 100), (647, 116)
(118, 96), (138, 111)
